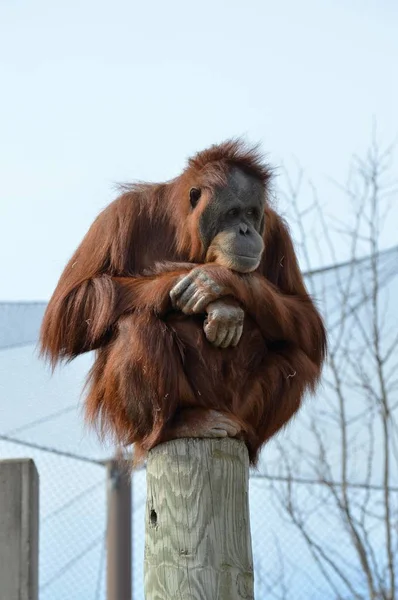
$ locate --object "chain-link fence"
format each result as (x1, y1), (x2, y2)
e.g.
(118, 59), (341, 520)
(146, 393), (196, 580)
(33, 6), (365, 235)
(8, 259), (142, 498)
(2, 436), (395, 599)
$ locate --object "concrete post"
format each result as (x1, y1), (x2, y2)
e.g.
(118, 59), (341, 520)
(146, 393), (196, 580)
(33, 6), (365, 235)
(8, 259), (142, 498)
(0, 459), (39, 600)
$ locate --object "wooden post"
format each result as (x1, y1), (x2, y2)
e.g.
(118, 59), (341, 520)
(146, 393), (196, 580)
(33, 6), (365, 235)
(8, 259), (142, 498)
(144, 438), (254, 600)
(0, 459), (39, 600)
(106, 459), (132, 600)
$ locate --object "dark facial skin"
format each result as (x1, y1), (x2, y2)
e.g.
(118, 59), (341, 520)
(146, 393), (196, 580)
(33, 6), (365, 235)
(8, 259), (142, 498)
(199, 168), (265, 273)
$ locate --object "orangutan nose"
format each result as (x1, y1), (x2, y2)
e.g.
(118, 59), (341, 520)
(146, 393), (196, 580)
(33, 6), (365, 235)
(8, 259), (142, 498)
(239, 224), (249, 235)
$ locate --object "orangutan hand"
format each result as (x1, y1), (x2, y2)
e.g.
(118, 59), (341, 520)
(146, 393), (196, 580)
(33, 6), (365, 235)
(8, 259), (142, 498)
(170, 267), (229, 315)
(204, 298), (244, 348)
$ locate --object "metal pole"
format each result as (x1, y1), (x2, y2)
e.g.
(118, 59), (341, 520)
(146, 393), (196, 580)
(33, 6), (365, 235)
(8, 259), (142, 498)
(106, 458), (132, 600)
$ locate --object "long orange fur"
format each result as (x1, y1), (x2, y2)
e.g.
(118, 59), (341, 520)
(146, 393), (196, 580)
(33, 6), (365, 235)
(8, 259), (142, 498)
(40, 140), (327, 464)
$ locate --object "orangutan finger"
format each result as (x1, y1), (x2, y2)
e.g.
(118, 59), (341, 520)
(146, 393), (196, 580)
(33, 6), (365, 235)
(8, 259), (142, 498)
(169, 274), (194, 304)
(204, 320), (219, 344)
(231, 323), (244, 347)
(220, 326), (236, 349)
(213, 323), (229, 347)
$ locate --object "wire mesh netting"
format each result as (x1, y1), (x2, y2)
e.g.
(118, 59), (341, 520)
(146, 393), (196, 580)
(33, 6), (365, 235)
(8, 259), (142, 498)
(1, 246), (397, 599)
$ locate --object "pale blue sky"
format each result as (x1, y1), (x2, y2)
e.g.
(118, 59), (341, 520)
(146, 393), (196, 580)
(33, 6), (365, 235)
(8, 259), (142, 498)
(1, 0), (397, 300)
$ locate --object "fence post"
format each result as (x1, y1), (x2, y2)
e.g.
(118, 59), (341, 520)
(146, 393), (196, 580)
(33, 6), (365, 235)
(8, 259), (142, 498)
(144, 437), (254, 599)
(0, 459), (39, 600)
(106, 458), (132, 600)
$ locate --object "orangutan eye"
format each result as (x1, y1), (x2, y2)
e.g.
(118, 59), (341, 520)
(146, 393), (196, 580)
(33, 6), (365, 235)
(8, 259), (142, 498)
(189, 188), (201, 208)
(228, 208), (239, 217)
